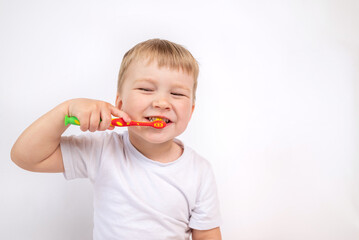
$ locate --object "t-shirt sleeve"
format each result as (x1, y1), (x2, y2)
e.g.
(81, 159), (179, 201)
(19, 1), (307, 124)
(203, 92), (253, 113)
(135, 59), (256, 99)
(60, 133), (104, 181)
(189, 164), (222, 230)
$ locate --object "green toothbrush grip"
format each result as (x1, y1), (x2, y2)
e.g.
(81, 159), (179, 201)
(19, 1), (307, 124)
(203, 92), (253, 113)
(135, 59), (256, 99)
(64, 115), (80, 126)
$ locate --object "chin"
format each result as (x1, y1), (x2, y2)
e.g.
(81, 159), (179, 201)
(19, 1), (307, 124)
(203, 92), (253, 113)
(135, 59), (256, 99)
(143, 132), (176, 144)
(128, 128), (175, 144)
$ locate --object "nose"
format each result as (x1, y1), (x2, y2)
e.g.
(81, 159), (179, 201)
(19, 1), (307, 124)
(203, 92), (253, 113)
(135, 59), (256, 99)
(152, 96), (171, 110)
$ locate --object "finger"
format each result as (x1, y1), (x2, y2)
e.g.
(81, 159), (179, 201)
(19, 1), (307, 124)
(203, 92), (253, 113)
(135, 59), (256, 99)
(89, 112), (100, 132)
(98, 110), (111, 131)
(110, 105), (122, 117)
(111, 106), (131, 123)
(78, 114), (90, 132)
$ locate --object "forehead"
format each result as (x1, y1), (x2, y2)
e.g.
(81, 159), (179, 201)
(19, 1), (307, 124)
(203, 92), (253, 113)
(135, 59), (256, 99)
(125, 59), (194, 87)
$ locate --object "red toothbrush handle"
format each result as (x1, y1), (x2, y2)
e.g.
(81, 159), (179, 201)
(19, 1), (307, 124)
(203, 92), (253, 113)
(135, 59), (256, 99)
(111, 118), (166, 129)
(111, 118), (136, 127)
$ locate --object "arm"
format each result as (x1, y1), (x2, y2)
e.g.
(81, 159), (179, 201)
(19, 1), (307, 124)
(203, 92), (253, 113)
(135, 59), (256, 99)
(192, 227), (222, 240)
(10, 98), (129, 173)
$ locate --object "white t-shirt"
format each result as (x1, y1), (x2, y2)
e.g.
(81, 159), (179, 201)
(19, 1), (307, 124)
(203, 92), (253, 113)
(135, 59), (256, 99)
(60, 131), (221, 240)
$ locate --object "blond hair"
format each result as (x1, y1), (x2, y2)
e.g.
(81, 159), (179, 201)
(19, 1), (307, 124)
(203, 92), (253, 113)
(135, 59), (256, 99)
(117, 39), (199, 102)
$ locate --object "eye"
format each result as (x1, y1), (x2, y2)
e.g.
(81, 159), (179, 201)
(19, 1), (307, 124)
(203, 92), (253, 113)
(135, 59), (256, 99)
(138, 88), (153, 92)
(171, 92), (186, 97)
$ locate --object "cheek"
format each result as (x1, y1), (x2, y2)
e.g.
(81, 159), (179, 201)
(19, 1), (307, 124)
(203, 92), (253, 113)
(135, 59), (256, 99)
(177, 102), (193, 119)
(122, 94), (147, 112)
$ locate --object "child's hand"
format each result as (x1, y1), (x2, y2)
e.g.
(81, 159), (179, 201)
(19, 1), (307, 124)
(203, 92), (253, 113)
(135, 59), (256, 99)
(67, 98), (131, 132)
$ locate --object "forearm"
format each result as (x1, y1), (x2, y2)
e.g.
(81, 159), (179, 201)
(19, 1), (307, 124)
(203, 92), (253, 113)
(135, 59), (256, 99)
(11, 101), (70, 168)
(192, 227), (222, 240)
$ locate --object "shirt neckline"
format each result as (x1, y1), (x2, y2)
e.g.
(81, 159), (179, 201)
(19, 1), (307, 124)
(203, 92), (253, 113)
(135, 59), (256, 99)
(123, 131), (188, 168)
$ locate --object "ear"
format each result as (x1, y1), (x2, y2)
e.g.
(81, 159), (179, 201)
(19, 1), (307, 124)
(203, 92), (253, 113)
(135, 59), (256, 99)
(115, 93), (123, 110)
(189, 104), (195, 120)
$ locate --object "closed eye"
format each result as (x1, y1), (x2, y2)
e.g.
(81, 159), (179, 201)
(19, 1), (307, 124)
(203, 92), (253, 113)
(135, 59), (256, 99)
(138, 88), (153, 92)
(171, 92), (186, 97)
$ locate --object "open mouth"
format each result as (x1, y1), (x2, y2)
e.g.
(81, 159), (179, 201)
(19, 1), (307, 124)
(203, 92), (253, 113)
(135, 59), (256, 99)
(145, 116), (171, 124)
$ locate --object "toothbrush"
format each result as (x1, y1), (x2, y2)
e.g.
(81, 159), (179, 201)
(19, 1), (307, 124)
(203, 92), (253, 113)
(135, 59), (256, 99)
(64, 115), (166, 129)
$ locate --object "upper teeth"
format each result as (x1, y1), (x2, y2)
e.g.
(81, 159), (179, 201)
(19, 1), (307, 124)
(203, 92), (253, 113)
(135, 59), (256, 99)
(148, 117), (170, 123)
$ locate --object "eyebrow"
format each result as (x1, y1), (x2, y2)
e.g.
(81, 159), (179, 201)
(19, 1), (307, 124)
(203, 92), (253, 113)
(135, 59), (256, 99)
(134, 78), (191, 92)
(134, 78), (156, 84)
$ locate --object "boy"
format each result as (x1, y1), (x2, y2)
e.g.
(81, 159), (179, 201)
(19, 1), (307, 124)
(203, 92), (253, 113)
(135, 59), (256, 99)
(11, 39), (221, 240)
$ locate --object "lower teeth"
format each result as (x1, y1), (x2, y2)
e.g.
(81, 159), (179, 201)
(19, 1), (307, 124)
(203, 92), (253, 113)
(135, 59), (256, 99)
(148, 118), (169, 123)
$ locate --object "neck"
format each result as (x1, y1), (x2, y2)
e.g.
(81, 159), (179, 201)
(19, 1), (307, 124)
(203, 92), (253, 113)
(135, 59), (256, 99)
(128, 132), (182, 163)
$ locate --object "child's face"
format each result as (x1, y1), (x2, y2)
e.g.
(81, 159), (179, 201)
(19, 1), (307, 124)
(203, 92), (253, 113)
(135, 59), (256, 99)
(116, 59), (195, 144)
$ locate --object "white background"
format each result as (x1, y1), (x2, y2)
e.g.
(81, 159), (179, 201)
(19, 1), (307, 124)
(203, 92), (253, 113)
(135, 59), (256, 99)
(1, 0), (358, 239)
